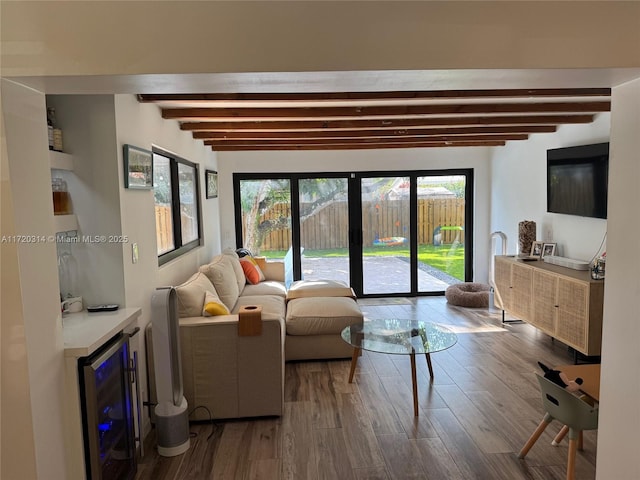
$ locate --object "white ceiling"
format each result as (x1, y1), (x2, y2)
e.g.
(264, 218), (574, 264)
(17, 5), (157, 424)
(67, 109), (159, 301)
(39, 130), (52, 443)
(11, 68), (640, 96)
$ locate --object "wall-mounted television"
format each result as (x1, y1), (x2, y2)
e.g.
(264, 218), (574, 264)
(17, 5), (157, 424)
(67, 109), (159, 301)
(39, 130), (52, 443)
(547, 142), (609, 219)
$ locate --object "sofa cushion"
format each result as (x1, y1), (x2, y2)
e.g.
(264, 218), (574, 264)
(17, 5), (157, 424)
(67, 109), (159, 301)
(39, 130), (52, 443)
(202, 290), (231, 316)
(286, 297), (363, 336)
(199, 256), (241, 311)
(287, 279), (355, 301)
(254, 259), (285, 282)
(175, 272), (218, 318)
(223, 250), (246, 293)
(233, 295), (286, 322)
(241, 281), (287, 298)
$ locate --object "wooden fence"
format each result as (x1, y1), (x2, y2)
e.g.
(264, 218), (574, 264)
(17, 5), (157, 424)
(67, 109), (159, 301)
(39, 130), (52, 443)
(252, 198), (465, 251)
(155, 205), (197, 254)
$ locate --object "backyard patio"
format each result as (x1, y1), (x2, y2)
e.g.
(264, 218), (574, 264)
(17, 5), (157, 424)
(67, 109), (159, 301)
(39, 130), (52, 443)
(301, 255), (459, 293)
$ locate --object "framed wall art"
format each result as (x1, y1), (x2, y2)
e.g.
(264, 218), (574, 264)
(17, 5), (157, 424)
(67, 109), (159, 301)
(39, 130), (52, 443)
(205, 170), (218, 199)
(123, 144), (153, 189)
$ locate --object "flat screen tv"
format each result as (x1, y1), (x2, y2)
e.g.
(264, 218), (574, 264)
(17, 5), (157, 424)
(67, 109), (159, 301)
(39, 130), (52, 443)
(547, 142), (609, 219)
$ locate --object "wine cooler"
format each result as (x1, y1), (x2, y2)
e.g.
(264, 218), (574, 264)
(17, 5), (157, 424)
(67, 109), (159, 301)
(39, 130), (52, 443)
(78, 333), (137, 480)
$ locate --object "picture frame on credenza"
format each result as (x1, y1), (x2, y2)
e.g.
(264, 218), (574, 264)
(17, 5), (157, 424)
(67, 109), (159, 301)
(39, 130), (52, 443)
(530, 241), (544, 258)
(542, 243), (557, 258)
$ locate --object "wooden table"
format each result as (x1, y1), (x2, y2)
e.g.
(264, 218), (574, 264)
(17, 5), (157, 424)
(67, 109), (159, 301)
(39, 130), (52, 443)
(556, 363), (601, 401)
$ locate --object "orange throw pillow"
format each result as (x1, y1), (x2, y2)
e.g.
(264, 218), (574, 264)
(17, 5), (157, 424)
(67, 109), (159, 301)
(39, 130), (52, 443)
(240, 258), (262, 285)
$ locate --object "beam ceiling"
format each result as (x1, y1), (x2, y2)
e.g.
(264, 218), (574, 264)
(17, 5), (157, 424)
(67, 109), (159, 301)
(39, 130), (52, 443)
(138, 88), (611, 151)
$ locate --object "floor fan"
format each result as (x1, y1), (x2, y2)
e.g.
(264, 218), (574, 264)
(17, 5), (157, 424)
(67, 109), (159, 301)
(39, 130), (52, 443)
(151, 287), (190, 456)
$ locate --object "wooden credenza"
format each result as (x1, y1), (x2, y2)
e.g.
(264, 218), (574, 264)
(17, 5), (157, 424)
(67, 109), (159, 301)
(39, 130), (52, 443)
(494, 256), (604, 356)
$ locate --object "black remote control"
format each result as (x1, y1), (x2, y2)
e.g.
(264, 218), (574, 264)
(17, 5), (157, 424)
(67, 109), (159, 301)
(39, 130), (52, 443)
(87, 304), (120, 312)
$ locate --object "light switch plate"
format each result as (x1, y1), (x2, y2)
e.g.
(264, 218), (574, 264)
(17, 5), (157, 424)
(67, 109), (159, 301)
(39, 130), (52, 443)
(132, 242), (139, 264)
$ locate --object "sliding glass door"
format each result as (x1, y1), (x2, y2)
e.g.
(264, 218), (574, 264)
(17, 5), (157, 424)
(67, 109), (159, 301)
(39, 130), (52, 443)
(360, 175), (411, 295)
(416, 174), (467, 293)
(298, 177), (350, 284)
(235, 174), (351, 287)
(236, 178), (292, 258)
(234, 169), (472, 296)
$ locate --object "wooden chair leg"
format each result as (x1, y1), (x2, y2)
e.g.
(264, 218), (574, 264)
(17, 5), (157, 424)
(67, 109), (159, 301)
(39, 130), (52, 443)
(518, 414), (552, 459)
(552, 425), (569, 446)
(566, 437), (578, 480)
(577, 430), (584, 451)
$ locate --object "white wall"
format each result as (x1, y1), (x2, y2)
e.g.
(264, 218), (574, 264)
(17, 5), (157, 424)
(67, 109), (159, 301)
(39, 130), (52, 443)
(1, 80), (67, 479)
(490, 113), (610, 260)
(48, 95), (127, 307)
(114, 94), (219, 436)
(218, 147), (493, 282)
(115, 94), (220, 289)
(0, 87), (219, 479)
(595, 78), (640, 480)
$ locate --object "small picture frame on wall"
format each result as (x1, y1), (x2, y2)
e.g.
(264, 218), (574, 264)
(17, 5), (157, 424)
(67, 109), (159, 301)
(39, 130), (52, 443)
(530, 241), (544, 258)
(205, 170), (218, 199)
(123, 144), (153, 189)
(542, 243), (557, 258)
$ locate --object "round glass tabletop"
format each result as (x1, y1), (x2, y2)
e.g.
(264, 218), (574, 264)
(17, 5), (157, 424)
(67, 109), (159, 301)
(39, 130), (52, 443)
(341, 318), (457, 355)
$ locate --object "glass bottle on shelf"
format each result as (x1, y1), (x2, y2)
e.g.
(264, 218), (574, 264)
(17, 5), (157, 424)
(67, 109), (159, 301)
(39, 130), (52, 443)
(47, 107), (63, 152)
(52, 177), (72, 215)
(57, 241), (78, 299)
(47, 107), (55, 150)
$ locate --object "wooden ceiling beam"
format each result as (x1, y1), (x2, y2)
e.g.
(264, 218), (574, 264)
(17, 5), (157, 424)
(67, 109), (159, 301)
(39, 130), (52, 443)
(138, 88), (610, 103)
(140, 88), (609, 150)
(162, 102), (610, 120)
(180, 115), (593, 131)
(193, 125), (555, 140)
(209, 140), (508, 151)
(203, 134), (528, 146)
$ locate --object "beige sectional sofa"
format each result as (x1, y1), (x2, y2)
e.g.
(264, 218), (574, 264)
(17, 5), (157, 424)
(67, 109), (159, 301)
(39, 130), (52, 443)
(147, 250), (363, 421)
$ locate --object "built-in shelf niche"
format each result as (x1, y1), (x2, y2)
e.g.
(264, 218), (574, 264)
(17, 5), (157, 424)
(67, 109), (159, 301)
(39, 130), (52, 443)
(50, 150), (77, 233)
(49, 150), (74, 171)
(53, 214), (78, 233)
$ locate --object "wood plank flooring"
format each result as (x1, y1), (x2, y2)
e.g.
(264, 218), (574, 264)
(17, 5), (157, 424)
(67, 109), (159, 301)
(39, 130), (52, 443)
(135, 297), (597, 480)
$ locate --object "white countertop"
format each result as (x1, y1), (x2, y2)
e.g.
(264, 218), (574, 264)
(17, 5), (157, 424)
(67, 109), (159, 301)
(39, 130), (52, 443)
(63, 307), (141, 357)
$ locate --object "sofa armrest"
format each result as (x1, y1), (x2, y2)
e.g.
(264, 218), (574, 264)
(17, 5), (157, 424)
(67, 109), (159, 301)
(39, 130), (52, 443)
(178, 315), (285, 420)
(255, 258), (285, 282)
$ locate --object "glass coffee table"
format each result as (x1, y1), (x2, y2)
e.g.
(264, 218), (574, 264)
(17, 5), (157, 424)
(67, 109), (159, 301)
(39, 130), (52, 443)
(341, 319), (458, 416)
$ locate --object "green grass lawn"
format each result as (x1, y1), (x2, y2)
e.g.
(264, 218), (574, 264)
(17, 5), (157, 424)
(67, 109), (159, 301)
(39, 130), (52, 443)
(261, 244), (465, 281)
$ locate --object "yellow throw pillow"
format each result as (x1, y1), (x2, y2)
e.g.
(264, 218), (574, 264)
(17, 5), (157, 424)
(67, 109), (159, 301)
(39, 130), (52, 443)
(202, 290), (230, 317)
(253, 256), (268, 271)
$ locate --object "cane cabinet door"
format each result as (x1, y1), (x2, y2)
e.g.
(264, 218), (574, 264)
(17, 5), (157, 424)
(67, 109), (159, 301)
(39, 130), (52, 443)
(509, 261), (533, 321)
(494, 256), (512, 310)
(555, 278), (589, 353)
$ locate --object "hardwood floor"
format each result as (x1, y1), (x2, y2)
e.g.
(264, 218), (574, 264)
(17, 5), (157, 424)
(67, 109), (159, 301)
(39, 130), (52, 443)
(135, 297), (597, 480)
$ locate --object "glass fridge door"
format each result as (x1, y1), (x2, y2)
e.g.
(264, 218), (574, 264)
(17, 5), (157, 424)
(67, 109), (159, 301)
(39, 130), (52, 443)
(79, 334), (136, 480)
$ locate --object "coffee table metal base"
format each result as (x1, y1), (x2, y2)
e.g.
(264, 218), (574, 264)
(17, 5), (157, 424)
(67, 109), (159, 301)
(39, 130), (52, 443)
(348, 347), (434, 416)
